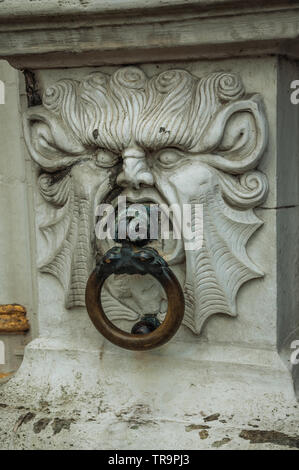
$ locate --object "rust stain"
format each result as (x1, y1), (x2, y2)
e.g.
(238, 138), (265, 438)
(0, 304), (30, 333)
(0, 372), (12, 379)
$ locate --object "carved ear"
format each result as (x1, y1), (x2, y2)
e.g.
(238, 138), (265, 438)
(199, 95), (268, 174)
(23, 107), (87, 172)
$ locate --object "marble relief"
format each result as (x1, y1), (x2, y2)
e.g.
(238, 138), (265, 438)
(23, 67), (268, 334)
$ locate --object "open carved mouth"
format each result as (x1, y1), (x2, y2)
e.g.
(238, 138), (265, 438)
(95, 187), (185, 266)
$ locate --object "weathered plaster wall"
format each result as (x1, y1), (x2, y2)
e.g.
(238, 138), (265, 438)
(0, 60), (38, 375)
(0, 47), (298, 450)
(276, 58), (299, 396)
(34, 57), (278, 348)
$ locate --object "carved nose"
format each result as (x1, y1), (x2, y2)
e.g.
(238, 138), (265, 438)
(116, 147), (154, 189)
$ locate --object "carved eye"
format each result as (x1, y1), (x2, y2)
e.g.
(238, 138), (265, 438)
(96, 150), (120, 168)
(156, 149), (181, 168)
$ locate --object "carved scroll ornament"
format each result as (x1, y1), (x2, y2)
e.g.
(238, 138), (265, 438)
(23, 67), (268, 334)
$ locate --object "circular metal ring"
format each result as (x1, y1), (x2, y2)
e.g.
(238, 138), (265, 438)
(85, 245), (185, 351)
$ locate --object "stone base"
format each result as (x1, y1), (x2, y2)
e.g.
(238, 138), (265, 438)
(0, 338), (298, 450)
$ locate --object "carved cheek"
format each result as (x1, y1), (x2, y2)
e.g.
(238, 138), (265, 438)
(70, 162), (112, 199)
(155, 162), (217, 204)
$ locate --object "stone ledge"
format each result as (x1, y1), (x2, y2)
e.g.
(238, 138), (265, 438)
(0, 0), (296, 23)
(0, 337), (297, 449)
(1, 3), (299, 68)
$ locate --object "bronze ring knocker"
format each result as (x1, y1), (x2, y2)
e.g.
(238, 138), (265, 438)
(85, 244), (185, 351)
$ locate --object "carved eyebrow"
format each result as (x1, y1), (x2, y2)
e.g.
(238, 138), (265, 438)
(154, 146), (189, 155)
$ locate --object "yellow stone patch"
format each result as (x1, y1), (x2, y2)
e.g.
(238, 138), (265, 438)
(0, 304), (30, 333)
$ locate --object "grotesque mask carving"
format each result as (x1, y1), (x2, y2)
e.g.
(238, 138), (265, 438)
(23, 67), (268, 334)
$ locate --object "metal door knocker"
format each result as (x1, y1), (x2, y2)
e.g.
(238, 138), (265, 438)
(85, 243), (185, 351)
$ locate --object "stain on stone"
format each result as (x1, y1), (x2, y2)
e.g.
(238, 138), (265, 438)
(13, 412), (36, 432)
(159, 127), (170, 134)
(115, 403), (153, 426)
(204, 413), (220, 422)
(239, 429), (299, 449)
(93, 129), (99, 139)
(97, 399), (109, 414)
(185, 424), (210, 432)
(52, 418), (75, 435)
(33, 418), (51, 434)
(38, 399), (50, 411)
(23, 69), (42, 107)
(212, 437), (231, 448)
(0, 403), (8, 408)
(199, 430), (209, 440)
(22, 412), (36, 424)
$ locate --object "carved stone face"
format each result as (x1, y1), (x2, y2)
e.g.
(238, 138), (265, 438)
(23, 67), (268, 334)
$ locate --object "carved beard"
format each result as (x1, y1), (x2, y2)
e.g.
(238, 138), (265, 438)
(152, 160), (267, 334)
(182, 184), (263, 333)
(37, 162), (115, 308)
(96, 163), (267, 335)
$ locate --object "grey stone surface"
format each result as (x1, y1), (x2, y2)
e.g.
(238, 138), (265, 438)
(1, 2), (299, 68)
(0, 3), (299, 450)
(0, 61), (36, 380)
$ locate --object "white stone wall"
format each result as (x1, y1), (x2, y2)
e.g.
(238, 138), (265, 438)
(0, 2), (298, 445)
(33, 57), (277, 349)
(0, 60), (37, 377)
